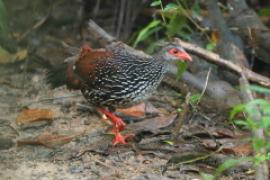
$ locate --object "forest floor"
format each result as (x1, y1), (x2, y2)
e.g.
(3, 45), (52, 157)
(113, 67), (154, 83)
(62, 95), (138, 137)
(0, 64), (254, 180)
(0, 1), (256, 179)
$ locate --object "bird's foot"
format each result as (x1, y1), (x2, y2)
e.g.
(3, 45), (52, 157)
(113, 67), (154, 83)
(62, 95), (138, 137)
(112, 132), (134, 145)
(99, 109), (126, 131)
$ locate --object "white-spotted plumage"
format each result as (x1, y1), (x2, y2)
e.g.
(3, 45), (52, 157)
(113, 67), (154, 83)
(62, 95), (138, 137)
(78, 43), (190, 109)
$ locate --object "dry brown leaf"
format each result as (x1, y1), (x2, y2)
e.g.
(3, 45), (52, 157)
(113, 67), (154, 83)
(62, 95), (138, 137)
(187, 126), (248, 139)
(201, 139), (252, 156)
(211, 30), (220, 44)
(127, 114), (177, 133)
(222, 143), (253, 156)
(116, 102), (159, 117)
(0, 46), (27, 64)
(201, 139), (218, 151)
(16, 108), (54, 128)
(17, 133), (75, 148)
(14, 49), (28, 61)
(117, 103), (146, 117)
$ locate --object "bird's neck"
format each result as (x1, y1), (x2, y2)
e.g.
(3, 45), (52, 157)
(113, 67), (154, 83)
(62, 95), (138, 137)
(153, 54), (170, 72)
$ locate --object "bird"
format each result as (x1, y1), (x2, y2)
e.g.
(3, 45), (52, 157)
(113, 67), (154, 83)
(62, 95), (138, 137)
(47, 42), (192, 145)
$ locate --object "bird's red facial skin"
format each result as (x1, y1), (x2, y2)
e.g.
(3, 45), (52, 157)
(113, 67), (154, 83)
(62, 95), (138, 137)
(168, 48), (192, 62)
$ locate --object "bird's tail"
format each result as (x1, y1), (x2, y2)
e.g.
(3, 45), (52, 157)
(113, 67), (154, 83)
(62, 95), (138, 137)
(46, 55), (82, 89)
(46, 63), (68, 88)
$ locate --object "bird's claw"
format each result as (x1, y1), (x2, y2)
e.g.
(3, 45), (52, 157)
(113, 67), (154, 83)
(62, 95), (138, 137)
(112, 133), (134, 145)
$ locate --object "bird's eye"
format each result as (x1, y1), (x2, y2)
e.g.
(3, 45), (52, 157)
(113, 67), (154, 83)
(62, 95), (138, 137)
(172, 49), (178, 54)
(169, 48), (179, 54)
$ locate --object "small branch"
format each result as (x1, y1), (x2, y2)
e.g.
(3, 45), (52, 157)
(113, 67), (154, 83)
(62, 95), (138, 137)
(174, 38), (270, 88)
(17, 8), (51, 43)
(88, 20), (116, 46)
(197, 68), (211, 105)
(86, 19), (270, 88)
(239, 73), (269, 180)
(173, 92), (190, 140)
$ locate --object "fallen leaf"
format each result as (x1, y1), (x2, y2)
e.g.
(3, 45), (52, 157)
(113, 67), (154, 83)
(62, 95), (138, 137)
(211, 30), (220, 44)
(222, 143), (252, 156)
(17, 133), (75, 148)
(16, 108), (54, 128)
(127, 114), (177, 133)
(201, 139), (253, 156)
(201, 139), (218, 151)
(14, 49), (28, 61)
(185, 126), (248, 139)
(116, 102), (159, 117)
(117, 103), (146, 117)
(0, 46), (27, 64)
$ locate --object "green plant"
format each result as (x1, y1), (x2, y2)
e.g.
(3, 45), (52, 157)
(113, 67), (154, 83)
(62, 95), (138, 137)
(213, 86), (270, 178)
(133, 0), (199, 48)
(230, 99), (270, 134)
(133, 0), (201, 78)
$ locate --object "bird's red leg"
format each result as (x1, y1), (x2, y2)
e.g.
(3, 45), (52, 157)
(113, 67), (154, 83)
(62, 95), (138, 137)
(98, 108), (126, 131)
(98, 108), (134, 145)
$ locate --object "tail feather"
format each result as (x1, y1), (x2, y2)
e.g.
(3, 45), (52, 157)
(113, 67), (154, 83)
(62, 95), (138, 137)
(46, 64), (68, 88)
(46, 58), (82, 90)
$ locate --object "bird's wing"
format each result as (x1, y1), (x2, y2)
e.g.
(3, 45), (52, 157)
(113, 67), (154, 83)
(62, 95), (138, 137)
(72, 47), (113, 86)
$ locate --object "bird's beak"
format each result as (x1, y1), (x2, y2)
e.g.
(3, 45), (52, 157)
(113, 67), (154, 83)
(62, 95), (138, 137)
(177, 51), (192, 62)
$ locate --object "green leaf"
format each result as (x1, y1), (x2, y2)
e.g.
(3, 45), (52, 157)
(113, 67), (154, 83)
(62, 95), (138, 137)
(258, 7), (270, 16)
(150, 0), (161, 7)
(229, 104), (245, 120)
(249, 85), (270, 94)
(254, 153), (269, 165)
(200, 173), (214, 180)
(176, 61), (187, 79)
(190, 94), (201, 104)
(163, 140), (174, 145)
(215, 158), (250, 176)
(164, 3), (178, 11)
(234, 120), (248, 127)
(248, 99), (270, 106)
(245, 117), (258, 129)
(260, 116), (270, 129)
(133, 20), (161, 47)
(252, 138), (265, 151)
(176, 108), (182, 112)
(166, 13), (187, 38)
(262, 104), (270, 114)
(191, 0), (201, 18)
(206, 42), (216, 51)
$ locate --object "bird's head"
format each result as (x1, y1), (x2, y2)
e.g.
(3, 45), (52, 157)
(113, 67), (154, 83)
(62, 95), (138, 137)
(158, 43), (192, 62)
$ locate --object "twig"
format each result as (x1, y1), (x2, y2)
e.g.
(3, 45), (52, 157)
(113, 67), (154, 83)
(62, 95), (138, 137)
(17, 9), (51, 43)
(173, 92), (190, 140)
(174, 38), (270, 88)
(163, 146), (224, 174)
(239, 73), (269, 180)
(87, 19), (270, 88)
(88, 20), (116, 46)
(197, 68), (211, 105)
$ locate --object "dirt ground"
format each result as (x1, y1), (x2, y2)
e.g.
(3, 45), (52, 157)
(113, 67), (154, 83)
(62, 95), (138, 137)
(0, 64), (254, 180)
(0, 68), (195, 180)
(0, 1), (256, 179)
